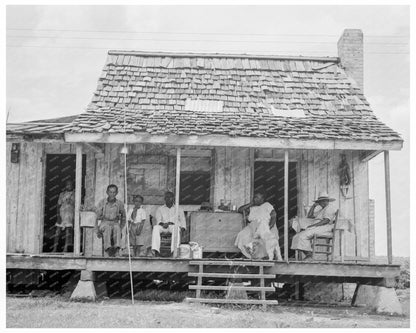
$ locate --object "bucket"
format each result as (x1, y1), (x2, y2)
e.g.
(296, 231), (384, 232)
(191, 247), (203, 259)
(178, 244), (191, 259)
(189, 242), (203, 259)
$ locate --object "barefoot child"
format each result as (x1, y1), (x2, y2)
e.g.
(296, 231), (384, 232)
(127, 195), (152, 256)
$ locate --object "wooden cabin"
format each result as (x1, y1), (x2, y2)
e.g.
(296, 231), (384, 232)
(6, 29), (404, 306)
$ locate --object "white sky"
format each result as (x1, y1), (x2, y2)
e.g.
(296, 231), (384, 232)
(5, 5), (410, 257)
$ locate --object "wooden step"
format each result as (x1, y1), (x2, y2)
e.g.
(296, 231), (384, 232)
(189, 285), (275, 291)
(189, 260), (274, 267)
(185, 297), (278, 305)
(188, 272), (275, 279)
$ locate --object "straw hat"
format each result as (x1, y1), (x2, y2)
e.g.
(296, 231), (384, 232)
(313, 191), (336, 202)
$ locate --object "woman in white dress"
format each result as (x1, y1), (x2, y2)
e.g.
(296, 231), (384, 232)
(235, 191), (283, 260)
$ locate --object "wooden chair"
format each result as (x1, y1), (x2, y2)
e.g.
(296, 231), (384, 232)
(149, 215), (176, 257)
(311, 209), (341, 262)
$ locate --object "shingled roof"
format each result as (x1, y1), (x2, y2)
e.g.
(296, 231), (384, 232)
(67, 50), (402, 146)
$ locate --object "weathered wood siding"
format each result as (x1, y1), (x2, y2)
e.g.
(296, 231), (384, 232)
(6, 142), (95, 254)
(297, 149), (370, 260)
(213, 147), (252, 208)
(7, 142), (44, 254)
(6, 141), (373, 260)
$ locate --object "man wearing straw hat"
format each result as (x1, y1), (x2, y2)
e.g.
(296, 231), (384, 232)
(291, 191), (337, 261)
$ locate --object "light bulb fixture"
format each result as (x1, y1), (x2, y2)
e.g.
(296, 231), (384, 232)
(120, 145), (129, 154)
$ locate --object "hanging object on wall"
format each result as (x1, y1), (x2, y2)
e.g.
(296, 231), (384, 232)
(338, 153), (352, 198)
(11, 143), (20, 163)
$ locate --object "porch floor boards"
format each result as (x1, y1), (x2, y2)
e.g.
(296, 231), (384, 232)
(7, 253), (400, 285)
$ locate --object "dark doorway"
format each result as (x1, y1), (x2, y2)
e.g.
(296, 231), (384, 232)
(42, 154), (86, 253)
(254, 161), (298, 258)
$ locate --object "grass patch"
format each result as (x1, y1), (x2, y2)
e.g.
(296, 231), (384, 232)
(133, 289), (193, 302)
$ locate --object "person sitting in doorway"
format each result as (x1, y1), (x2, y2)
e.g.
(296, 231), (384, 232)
(95, 184), (126, 257)
(234, 190), (283, 261)
(151, 191), (186, 257)
(290, 191), (337, 261)
(53, 179), (75, 252)
(126, 195), (152, 257)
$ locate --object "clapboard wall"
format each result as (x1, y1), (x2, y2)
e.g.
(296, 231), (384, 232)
(6, 141), (373, 260)
(6, 141), (96, 254)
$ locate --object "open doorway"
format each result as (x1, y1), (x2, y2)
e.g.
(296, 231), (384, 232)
(42, 154), (86, 253)
(254, 161), (298, 258)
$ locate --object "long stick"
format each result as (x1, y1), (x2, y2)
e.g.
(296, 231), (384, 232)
(123, 109), (135, 304)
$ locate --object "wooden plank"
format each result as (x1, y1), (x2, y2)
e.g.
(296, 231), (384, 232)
(74, 144), (82, 256)
(6, 254), (401, 279)
(84, 153), (96, 209)
(230, 147), (250, 208)
(37, 144), (46, 254)
(224, 146), (232, 205)
(186, 298), (278, 305)
(299, 150), (308, 216)
(196, 264), (203, 298)
(188, 273), (276, 279)
(6, 255), (87, 270)
(360, 150), (382, 162)
(16, 142), (30, 253)
(268, 262), (400, 279)
(328, 150), (341, 257)
(24, 143), (38, 253)
(108, 49), (339, 62)
(189, 285), (275, 291)
(249, 148), (255, 201)
(259, 266), (266, 304)
(384, 151), (393, 264)
(342, 150), (356, 257)
(6, 142), (20, 253)
(189, 260), (274, 266)
(307, 150), (316, 205)
(29, 143), (43, 254)
(353, 151), (369, 258)
(368, 199), (375, 261)
(315, 150), (328, 193)
(65, 133), (403, 152)
(214, 147), (226, 208)
(173, 147), (181, 258)
(284, 150), (289, 261)
(85, 258), (192, 272)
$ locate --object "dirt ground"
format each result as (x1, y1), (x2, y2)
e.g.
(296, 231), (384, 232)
(6, 289), (410, 328)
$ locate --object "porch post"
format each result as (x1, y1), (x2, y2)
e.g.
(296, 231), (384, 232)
(173, 147), (181, 258)
(284, 150), (289, 261)
(74, 143), (82, 256)
(384, 150), (393, 264)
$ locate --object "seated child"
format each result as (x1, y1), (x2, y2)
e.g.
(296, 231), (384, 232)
(127, 195), (152, 257)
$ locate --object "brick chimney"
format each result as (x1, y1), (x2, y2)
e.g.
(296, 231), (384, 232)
(337, 29), (364, 91)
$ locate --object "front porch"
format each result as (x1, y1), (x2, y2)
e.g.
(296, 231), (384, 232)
(7, 253), (399, 286)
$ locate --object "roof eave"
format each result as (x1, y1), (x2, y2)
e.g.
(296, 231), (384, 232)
(64, 132), (403, 151)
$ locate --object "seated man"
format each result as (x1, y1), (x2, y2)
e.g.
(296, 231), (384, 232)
(290, 191), (337, 261)
(94, 184), (126, 257)
(151, 191), (186, 256)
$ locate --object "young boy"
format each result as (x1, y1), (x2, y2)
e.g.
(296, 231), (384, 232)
(95, 184), (126, 257)
(127, 195), (151, 257)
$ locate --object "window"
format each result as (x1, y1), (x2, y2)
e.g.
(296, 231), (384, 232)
(180, 171), (211, 205)
(185, 99), (224, 113)
(179, 155), (212, 205)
